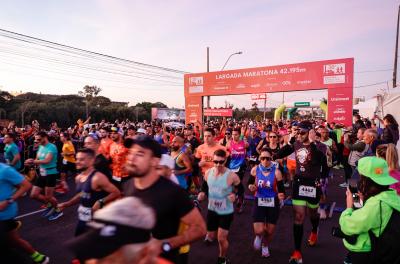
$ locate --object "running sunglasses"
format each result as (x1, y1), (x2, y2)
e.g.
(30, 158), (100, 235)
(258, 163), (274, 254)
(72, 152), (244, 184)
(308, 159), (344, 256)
(260, 156), (272, 161)
(269, 135), (277, 138)
(213, 160), (225, 164)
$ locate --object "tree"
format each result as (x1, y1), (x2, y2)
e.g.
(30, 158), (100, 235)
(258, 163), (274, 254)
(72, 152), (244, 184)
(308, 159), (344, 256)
(78, 85), (102, 119)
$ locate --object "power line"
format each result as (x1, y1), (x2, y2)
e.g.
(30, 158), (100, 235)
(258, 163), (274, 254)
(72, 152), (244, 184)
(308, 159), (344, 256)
(0, 28), (189, 74)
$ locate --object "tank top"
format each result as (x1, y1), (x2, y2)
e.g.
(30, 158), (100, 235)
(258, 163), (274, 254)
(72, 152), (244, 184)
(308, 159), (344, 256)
(207, 168), (234, 215)
(228, 140), (246, 171)
(174, 152), (188, 189)
(255, 163), (277, 198)
(76, 170), (108, 222)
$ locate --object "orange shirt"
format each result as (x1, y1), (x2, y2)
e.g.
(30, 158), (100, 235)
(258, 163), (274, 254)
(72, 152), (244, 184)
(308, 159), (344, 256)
(98, 138), (113, 159)
(195, 143), (226, 175)
(109, 142), (128, 178)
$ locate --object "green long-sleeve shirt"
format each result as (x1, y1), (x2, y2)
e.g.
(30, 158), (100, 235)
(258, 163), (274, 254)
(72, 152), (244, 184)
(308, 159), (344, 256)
(339, 190), (400, 252)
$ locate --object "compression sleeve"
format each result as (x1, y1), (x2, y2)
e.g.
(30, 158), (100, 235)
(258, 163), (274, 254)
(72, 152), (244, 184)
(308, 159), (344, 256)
(201, 180), (209, 196)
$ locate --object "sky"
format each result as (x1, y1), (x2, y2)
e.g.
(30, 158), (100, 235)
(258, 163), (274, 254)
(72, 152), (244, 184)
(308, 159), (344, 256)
(0, 0), (398, 109)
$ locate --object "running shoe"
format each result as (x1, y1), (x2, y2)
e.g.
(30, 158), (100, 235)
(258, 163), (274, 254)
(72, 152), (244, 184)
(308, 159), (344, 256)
(289, 250), (303, 264)
(253, 235), (262, 250)
(32, 254), (49, 264)
(41, 207), (55, 218)
(261, 245), (270, 258)
(48, 210), (63, 221)
(307, 231), (318, 246)
(339, 182), (349, 188)
(55, 186), (68, 194)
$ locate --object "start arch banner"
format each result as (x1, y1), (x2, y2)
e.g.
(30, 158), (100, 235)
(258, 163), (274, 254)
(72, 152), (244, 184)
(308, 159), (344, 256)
(184, 58), (354, 126)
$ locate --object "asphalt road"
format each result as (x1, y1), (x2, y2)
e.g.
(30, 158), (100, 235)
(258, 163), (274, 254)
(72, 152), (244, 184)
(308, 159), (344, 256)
(14, 168), (348, 264)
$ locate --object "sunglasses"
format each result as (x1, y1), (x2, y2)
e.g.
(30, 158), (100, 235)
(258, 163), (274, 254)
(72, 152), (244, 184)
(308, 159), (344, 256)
(213, 160), (225, 164)
(225, 133), (231, 135)
(269, 135), (277, 138)
(260, 156), (272, 161)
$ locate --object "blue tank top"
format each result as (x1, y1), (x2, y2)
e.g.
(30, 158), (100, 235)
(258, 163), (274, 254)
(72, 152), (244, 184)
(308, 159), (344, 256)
(228, 140), (246, 171)
(207, 168), (234, 215)
(174, 152), (188, 189)
(255, 163), (277, 198)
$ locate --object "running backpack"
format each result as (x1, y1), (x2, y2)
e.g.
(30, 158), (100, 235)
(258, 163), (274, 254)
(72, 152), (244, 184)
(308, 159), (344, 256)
(368, 206), (400, 264)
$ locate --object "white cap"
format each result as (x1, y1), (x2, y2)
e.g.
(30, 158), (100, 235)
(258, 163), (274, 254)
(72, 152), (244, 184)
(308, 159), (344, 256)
(137, 128), (146, 134)
(159, 154), (174, 169)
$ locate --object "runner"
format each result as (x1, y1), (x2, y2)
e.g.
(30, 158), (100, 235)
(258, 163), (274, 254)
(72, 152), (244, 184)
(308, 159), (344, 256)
(98, 127), (113, 159)
(226, 128), (248, 213)
(170, 134), (193, 190)
(248, 148), (285, 258)
(84, 135), (112, 182)
(109, 127), (129, 190)
(197, 149), (241, 264)
(274, 121), (326, 264)
(0, 163), (49, 264)
(25, 132), (63, 221)
(195, 128), (226, 180)
(3, 133), (21, 171)
(219, 129), (232, 147)
(58, 148), (120, 236)
(58, 132), (76, 194)
(124, 135), (206, 263)
(154, 124), (170, 154)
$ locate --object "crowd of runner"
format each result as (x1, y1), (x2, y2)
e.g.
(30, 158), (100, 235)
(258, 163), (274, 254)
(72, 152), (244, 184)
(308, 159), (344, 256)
(0, 113), (400, 264)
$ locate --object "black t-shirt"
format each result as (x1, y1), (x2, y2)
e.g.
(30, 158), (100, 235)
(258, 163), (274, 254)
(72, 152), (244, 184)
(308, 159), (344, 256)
(130, 176), (194, 263)
(94, 154), (112, 180)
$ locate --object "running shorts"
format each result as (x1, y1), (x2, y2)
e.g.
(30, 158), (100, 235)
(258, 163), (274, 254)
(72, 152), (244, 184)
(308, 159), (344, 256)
(206, 210), (234, 231)
(252, 197), (280, 224)
(34, 173), (58, 188)
(292, 177), (321, 209)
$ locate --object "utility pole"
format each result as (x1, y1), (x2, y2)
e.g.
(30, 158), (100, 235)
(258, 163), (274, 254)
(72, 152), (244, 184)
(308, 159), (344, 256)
(263, 93), (267, 120)
(394, 5), (400, 88)
(206, 47), (210, 122)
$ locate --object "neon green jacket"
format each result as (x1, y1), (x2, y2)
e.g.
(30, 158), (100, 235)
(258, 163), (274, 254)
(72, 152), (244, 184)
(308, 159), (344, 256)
(339, 189), (400, 252)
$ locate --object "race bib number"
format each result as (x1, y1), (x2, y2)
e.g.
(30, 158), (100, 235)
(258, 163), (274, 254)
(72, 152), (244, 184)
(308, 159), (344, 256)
(208, 198), (227, 211)
(78, 205), (92, 222)
(39, 167), (47, 177)
(258, 197), (275, 207)
(112, 175), (121, 182)
(298, 185), (316, 198)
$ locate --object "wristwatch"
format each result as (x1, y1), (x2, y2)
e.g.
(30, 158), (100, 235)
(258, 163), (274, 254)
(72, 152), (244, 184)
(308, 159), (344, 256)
(161, 242), (172, 253)
(98, 199), (105, 208)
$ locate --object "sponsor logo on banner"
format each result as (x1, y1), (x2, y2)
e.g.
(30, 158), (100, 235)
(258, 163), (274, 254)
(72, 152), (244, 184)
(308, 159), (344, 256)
(330, 96), (350, 102)
(324, 75), (345, 84)
(189, 77), (204, 93)
(323, 63), (346, 75)
(204, 108), (233, 117)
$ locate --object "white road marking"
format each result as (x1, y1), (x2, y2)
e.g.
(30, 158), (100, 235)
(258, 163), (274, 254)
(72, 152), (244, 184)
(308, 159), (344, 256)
(15, 209), (46, 219)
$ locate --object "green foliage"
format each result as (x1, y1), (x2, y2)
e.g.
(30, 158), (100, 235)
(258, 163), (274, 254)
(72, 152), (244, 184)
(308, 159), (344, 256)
(1, 88), (168, 128)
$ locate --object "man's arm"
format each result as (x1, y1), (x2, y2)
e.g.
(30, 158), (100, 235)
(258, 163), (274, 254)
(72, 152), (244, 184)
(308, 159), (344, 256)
(344, 140), (366, 152)
(34, 153), (53, 165)
(174, 154), (193, 175)
(92, 172), (121, 211)
(166, 208), (206, 249)
(10, 152), (21, 167)
(273, 144), (294, 160)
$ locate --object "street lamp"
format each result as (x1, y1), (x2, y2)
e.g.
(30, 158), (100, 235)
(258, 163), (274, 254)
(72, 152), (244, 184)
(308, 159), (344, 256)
(221, 51), (243, 70)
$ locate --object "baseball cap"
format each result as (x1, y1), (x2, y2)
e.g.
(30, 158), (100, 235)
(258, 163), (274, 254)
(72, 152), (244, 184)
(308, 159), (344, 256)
(137, 128), (146, 134)
(357, 157), (398, 186)
(124, 135), (162, 158)
(110, 126), (119, 133)
(298, 121), (313, 131)
(159, 154), (175, 169)
(65, 197), (155, 261)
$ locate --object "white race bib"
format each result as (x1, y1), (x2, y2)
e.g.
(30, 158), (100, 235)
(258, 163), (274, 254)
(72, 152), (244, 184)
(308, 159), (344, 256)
(299, 185), (316, 198)
(112, 175), (121, 182)
(39, 167), (47, 177)
(258, 197), (275, 207)
(208, 198), (227, 211)
(78, 205), (92, 222)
